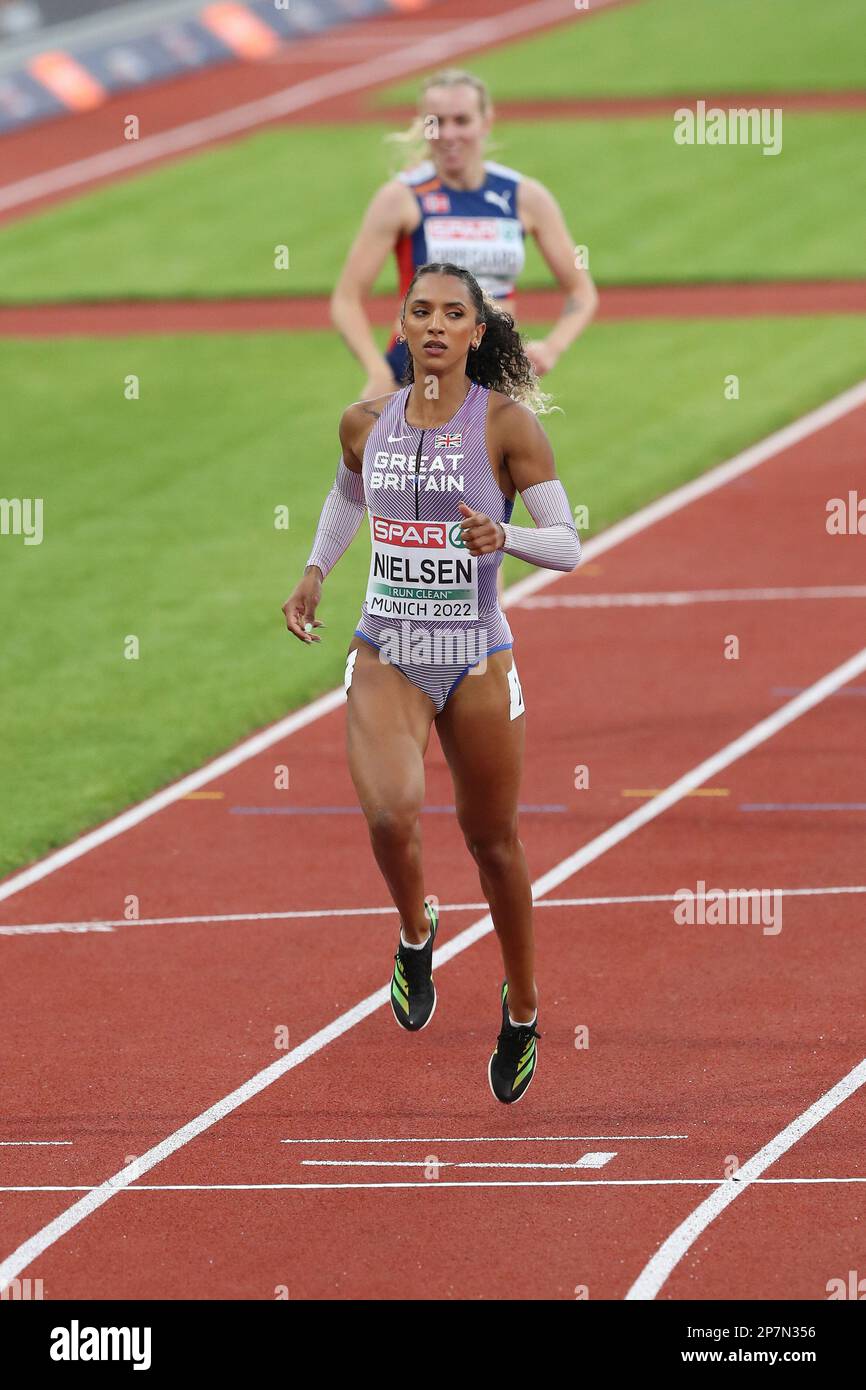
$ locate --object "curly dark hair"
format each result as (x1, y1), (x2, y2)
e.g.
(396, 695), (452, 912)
(397, 262), (555, 414)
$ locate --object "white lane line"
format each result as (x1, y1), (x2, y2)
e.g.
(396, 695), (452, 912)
(3, 1177), (866, 1192)
(0, 924), (115, 937)
(773, 685), (866, 698)
(0, 1141), (71, 1146)
(626, 1056), (866, 1300)
(269, 27), (459, 60)
(505, 379), (866, 608)
(519, 586), (866, 608)
(0, 0), (586, 213)
(1, 378), (863, 910)
(0, 686), (345, 906)
(299, 1158), (617, 1169)
(4, 886), (864, 936)
(3, 645), (866, 1293)
(429, 648), (866, 986)
(279, 1134), (684, 1143)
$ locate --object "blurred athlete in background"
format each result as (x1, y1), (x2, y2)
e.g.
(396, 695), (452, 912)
(330, 66), (597, 597)
(331, 66), (597, 394)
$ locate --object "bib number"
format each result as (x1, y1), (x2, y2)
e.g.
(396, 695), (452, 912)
(344, 647), (358, 692)
(365, 515), (479, 621)
(507, 662), (525, 720)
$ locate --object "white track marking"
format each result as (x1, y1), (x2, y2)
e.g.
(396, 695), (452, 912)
(0, 924), (115, 936)
(505, 378), (866, 607)
(1, 379), (863, 909)
(519, 586), (866, 608)
(0, 1141), (71, 1146)
(0, 687), (345, 906)
(450, 647), (866, 935)
(2, 647), (865, 1292)
(0, 0), (594, 213)
(626, 1056), (866, 1300)
(3, 1177), (866, 1192)
(298, 1158), (617, 1169)
(279, 1134), (685, 1143)
(3, 886), (864, 936)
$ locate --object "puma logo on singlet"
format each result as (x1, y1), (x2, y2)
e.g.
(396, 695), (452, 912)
(484, 188), (512, 214)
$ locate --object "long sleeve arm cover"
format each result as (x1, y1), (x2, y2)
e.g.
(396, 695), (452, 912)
(501, 478), (581, 571)
(305, 459), (367, 580)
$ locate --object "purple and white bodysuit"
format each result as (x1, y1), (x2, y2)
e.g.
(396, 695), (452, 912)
(306, 381), (580, 715)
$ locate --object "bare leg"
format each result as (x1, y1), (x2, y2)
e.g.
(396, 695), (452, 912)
(344, 638), (437, 943)
(434, 649), (536, 1019)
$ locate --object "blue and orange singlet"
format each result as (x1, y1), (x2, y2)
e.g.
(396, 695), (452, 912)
(385, 158), (526, 381)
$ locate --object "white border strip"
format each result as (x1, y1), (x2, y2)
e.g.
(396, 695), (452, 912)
(298, 1158), (618, 1169)
(0, 1140), (71, 1146)
(2, 643), (865, 1292)
(4, 1177), (866, 1193)
(278, 1133), (685, 1142)
(519, 586), (866, 608)
(626, 1057), (866, 1299)
(3, 884), (865, 935)
(2, 376), (864, 908)
(506, 378), (866, 607)
(0, 686), (346, 904)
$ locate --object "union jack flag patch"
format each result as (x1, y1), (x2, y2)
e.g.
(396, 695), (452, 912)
(435, 431), (462, 448)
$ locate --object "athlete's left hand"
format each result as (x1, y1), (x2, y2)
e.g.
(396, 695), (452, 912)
(524, 339), (559, 376)
(458, 501), (505, 556)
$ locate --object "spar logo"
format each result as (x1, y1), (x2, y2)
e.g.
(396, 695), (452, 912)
(372, 517), (446, 548)
(371, 517), (467, 549)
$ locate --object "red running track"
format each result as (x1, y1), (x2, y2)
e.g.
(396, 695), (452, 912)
(2, 280), (865, 339)
(1, 384), (865, 1300)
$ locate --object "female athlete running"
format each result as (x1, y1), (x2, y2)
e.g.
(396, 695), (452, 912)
(330, 66), (598, 399)
(283, 263), (581, 1105)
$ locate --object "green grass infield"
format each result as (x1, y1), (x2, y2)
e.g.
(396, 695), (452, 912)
(377, 0), (866, 103)
(1, 314), (864, 876)
(1, 113), (863, 304)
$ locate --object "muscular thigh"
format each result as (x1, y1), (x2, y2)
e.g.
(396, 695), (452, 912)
(434, 648), (525, 846)
(344, 636), (436, 821)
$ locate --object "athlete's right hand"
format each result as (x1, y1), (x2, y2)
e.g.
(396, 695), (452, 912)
(282, 575), (325, 644)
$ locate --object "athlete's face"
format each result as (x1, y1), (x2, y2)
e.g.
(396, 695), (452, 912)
(421, 84), (490, 177)
(402, 275), (485, 372)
